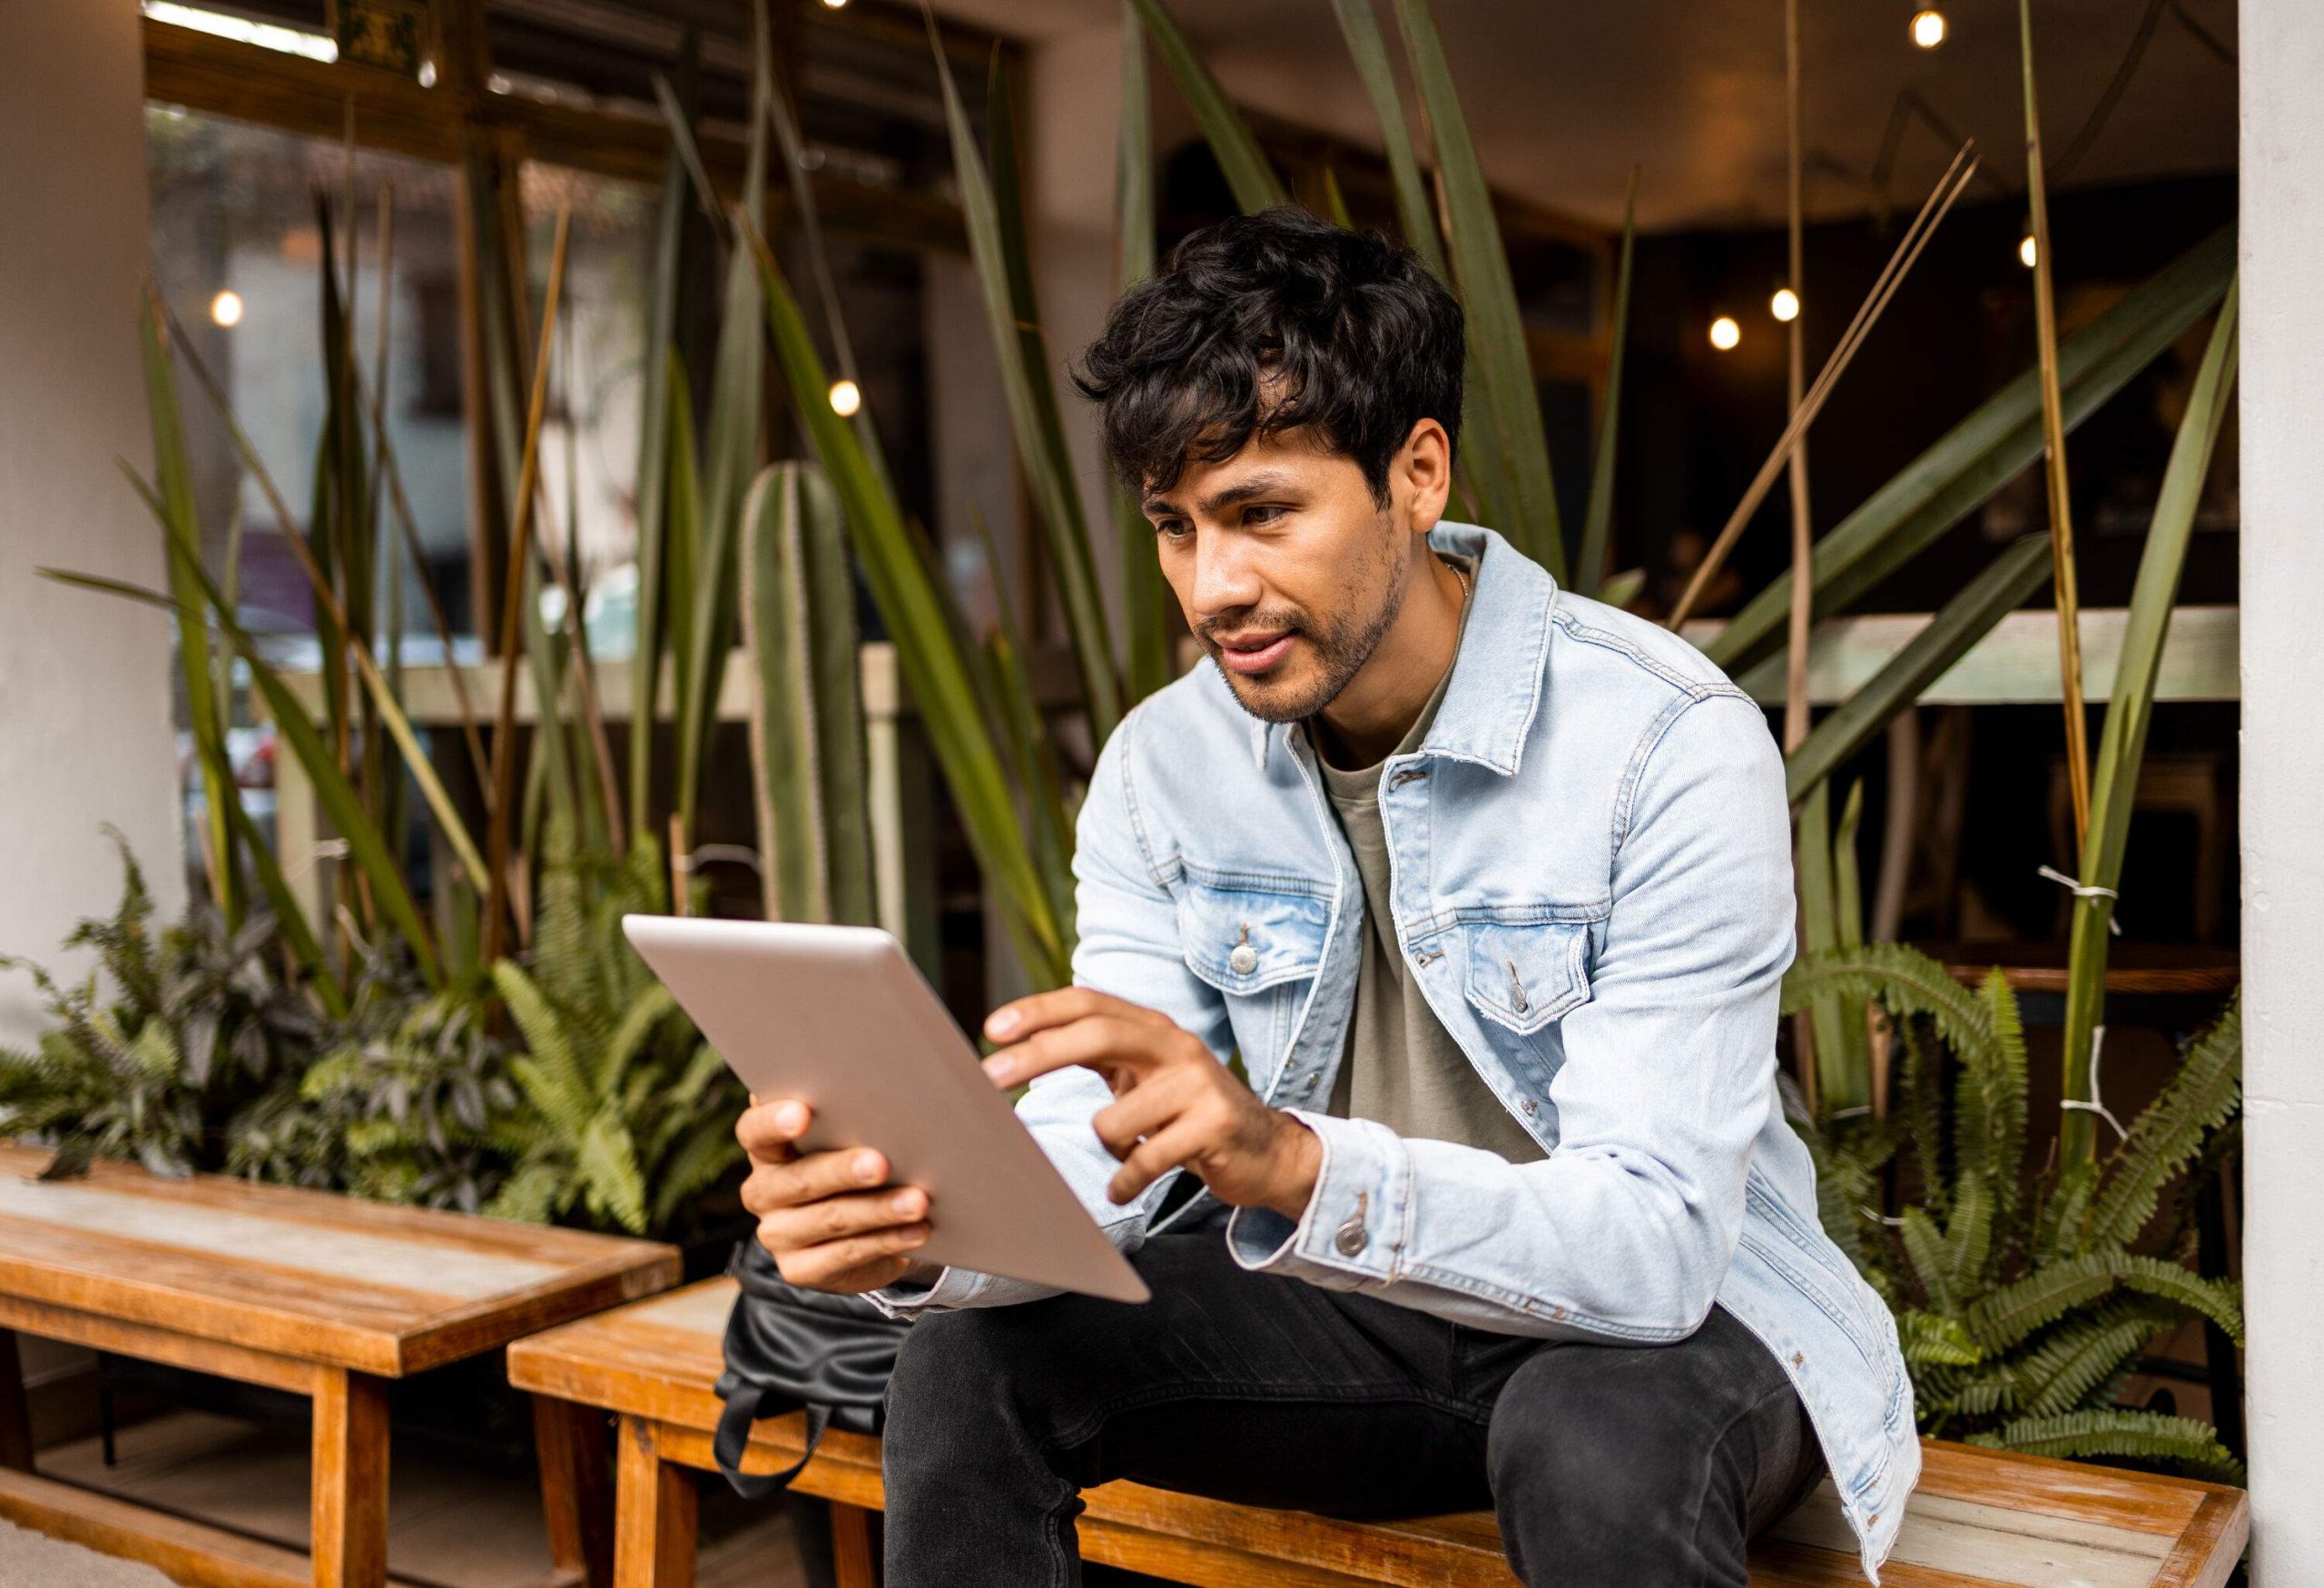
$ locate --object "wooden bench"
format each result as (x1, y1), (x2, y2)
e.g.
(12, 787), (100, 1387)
(0, 1144), (680, 1588)
(509, 1278), (2250, 1588)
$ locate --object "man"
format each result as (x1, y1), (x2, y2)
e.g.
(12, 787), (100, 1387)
(736, 206), (1915, 1586)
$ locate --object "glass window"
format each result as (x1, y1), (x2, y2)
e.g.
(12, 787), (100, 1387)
(146, 104), (474, 650)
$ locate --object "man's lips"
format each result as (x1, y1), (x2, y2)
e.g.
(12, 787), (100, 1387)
(1213, 632), (1295, 675)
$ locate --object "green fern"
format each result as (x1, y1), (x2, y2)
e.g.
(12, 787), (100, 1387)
(1792, 942), (2241, 1484)
(1970, 1409), (2244, 1486)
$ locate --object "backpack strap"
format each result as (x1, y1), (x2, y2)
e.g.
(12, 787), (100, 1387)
(713, 1388), (832, 1500)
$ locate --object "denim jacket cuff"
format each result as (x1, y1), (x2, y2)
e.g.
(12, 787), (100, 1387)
(862, 1262), (988, 1319)
(1225, 1110), (1408, 1283)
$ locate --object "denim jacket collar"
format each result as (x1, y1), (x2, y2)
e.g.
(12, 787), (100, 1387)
(1249, 520), (1557, 778)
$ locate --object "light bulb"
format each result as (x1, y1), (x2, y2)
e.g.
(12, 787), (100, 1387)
(210, 289), (244, 328)
(2019, 234), (2039, 270)
(1771, 288), (1800, 323)
(829, 379), (862, 417)
(820, 0), (848, 8)
(1709, 316), (1741, 352)
(1911, 10), (1947, 49)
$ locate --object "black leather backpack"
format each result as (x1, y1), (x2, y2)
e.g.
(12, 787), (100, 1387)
(711, 1237), (912, 1498)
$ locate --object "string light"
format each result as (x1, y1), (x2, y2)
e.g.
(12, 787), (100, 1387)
(209, 289), (244, 328)
(2019, 234), (2039, 269)
(1770, 288), (1800, 323)
(1709, 316), (1741, 351)
(829, 379), (862, 417)
(820, 0), (849, 8)
(1911, 9), (1947, 49)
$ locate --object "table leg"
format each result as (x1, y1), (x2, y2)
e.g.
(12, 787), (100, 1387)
(535, 1395), (615, 1588)
(0, 1329), (34, 1472)
(831, 1502), (878, 1588)
(614, 1416), (695, 1588)
(310, 1367), (389, 1588)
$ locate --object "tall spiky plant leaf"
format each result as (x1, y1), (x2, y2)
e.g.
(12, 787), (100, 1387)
(1326, 0), (1448, 281)
(1794, 781), (1863, 1112)
(1123, 0), (1286, 212)
(1393, 0), (1563, 577)
(1978, 966), (2030, 1228)
(928, 40), (1121, 745)
(47, 562), (440, 985)
(743, 464), (875, 928)
(627, 143), (691, 837)
(1783, 536), (2054, 804)
(138, 296), (240, 923)
(1704, 227), (2235, 676)
(748, 225), (1068, 984)
(1576, 170), (1640, 599)
(2060, 280), (2240, 1164)
(674, 237), (767, 849)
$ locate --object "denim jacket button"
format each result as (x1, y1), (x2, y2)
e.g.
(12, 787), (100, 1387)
(1228, 942), (1258, 975)
(1334, 1215), (1368, 1257)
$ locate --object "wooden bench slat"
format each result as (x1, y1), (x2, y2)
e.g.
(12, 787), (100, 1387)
(512, 1277), (2250, 1588)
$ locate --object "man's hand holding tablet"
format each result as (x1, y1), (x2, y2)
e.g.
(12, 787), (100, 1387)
(737, 1098), (940, 1295)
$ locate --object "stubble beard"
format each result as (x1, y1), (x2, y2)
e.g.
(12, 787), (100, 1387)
(1209, 513), (1411, 725)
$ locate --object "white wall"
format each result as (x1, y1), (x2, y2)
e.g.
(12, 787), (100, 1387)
(0, 2), (184, 1039)
(2239, 1), (2324, 1579)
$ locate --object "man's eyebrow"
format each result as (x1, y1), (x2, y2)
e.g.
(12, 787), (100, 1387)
(1143, 469), (1299, 519)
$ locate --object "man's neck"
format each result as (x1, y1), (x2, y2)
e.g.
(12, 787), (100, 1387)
(1309, 551), (1468, 769)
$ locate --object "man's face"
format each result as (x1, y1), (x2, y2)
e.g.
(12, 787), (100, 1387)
(1142, 427), (1424, 724)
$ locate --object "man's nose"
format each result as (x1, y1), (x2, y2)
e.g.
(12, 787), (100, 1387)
(1189, 533), (1264, 622)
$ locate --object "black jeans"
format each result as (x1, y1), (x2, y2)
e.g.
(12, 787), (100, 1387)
(881, 1203), (1827, 1587)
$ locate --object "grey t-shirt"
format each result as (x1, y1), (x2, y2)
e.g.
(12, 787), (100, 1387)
(1305, 557), (1547, 1164)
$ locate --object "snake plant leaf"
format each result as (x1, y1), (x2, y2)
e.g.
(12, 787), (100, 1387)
(1124, 0), (1286, 213)
(1117, 2), (1174, 705)
(1793, 782), (1863, 1113)
(742, 463), (876, 929)
(928, 36), (1121, 744)
(674, 233), (766, 849)
(748, 223), (1069, 985)
(1783, 535), (2054, 804)
(1326, 0), (1447, 281)
(137, 295), (240, 925)
(1393, 0), (1563, 579)
(1706, 226), (2233, 676)
(44, 561), (442, 988)
(2059, 281), (2240, 1164)
(1577, 170), (1640, 599)
(627, 141), (691, 838)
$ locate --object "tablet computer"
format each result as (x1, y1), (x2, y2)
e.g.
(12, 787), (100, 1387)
(622, 914), (1150, 1305)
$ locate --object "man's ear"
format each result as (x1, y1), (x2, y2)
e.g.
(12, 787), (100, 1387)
(1396, 417), (1452, 531)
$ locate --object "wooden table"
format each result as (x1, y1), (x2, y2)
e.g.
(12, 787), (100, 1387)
(513, 1278), (2250, 1588)
(0, 1145), (679, 1588)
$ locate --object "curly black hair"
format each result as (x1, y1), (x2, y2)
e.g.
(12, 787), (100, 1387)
(1070, 205), (1463, 506)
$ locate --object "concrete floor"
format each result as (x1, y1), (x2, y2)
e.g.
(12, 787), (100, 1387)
(34, 1409), (811, 1588)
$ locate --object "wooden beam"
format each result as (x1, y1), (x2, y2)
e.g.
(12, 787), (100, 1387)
(140, 16), (963, 252)
(1692, 605), (2238, 707)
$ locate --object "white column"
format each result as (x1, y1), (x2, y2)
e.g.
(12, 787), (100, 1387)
(0, 1), (183, 1042)
(2239, 1), (2324, 1579)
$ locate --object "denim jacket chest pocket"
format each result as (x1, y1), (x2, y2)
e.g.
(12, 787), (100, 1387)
(1455, 916), (1596, 1036)
(1173, 867), (1332, 992)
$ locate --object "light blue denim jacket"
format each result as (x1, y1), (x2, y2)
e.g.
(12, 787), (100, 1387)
(869, 520), (1916, 1580)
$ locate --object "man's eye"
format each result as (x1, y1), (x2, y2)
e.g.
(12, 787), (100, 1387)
(1155, 520), (1192, 541)
(1244, 505), (1285, 527)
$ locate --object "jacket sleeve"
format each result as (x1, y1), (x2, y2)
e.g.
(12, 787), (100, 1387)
(866, 705), (1233, 1320)
(1219, 689), (1796, 1342)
